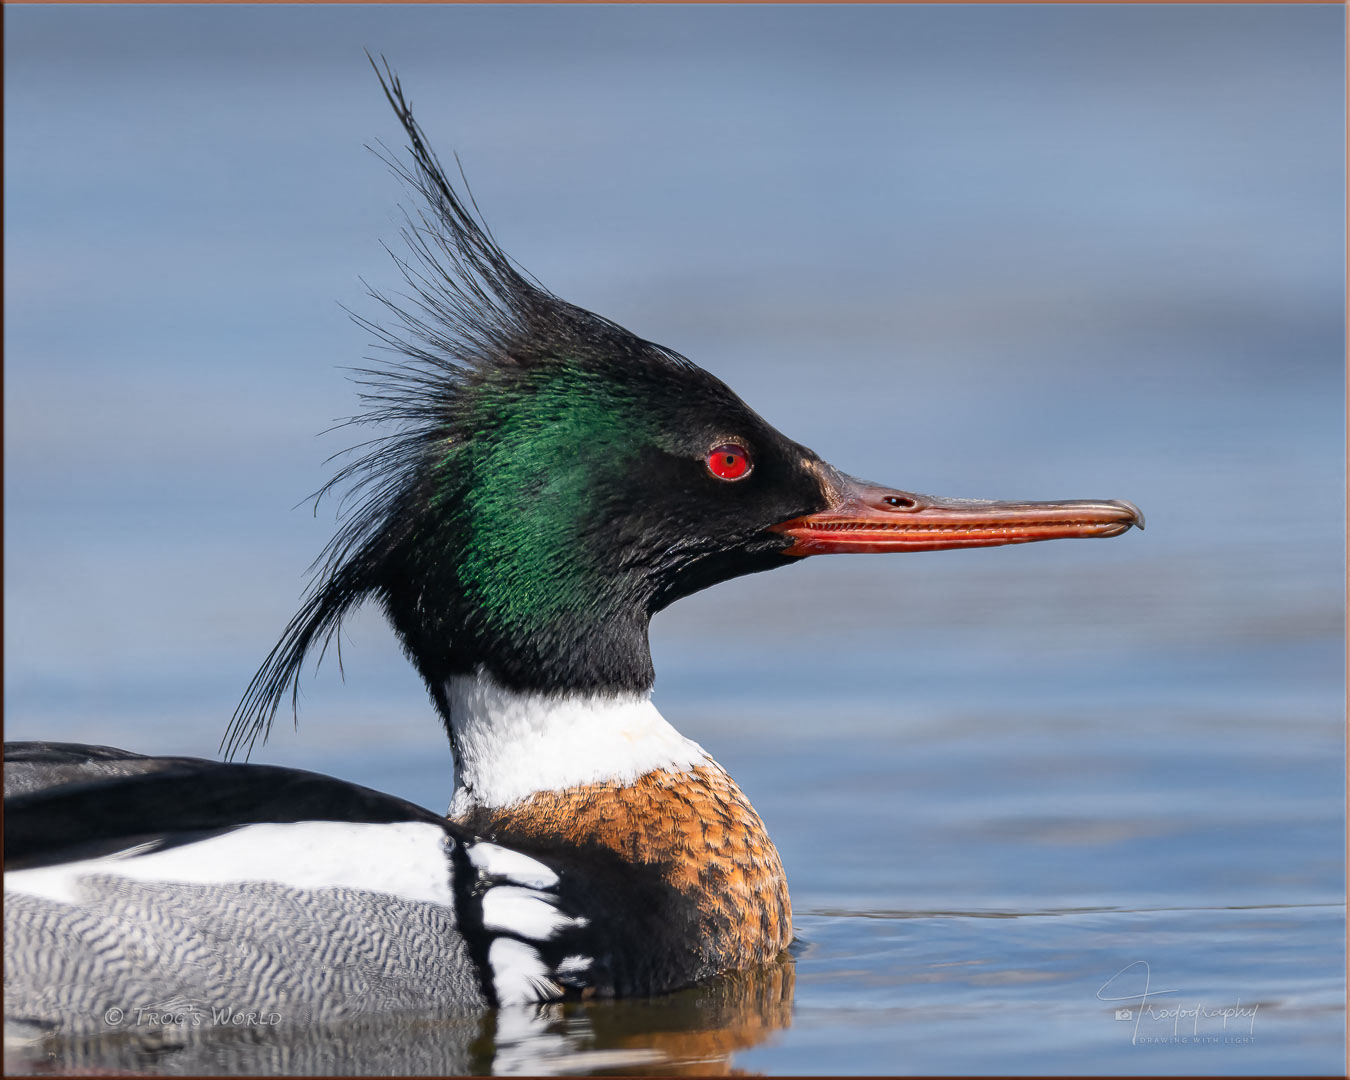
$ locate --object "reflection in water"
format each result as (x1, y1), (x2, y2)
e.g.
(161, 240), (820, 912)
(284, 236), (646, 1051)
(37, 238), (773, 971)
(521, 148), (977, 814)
(491, 957), (796, 1076)
(5, 957), (795, 1076)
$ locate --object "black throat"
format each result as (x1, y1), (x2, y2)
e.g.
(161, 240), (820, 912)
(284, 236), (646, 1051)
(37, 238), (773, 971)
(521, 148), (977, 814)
(375, 534), (799, 734)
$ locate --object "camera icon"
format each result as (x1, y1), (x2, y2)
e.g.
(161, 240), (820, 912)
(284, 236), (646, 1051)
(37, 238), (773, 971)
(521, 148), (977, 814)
(1115, 1009), (1133, 1021)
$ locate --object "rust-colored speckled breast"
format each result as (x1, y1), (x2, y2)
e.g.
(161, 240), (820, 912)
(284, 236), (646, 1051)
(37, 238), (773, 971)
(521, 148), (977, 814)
(453, 763), (791, 974)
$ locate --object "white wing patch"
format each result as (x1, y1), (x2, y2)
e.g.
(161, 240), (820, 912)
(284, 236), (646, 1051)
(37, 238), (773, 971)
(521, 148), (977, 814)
(467, 842), (559, 889)
(5, 821), (455, 908)
(488, 937), (562, 1006)
(465, 838), (600, 1004)
(555, 954), (593, 976)
(481, 885), (587, 940)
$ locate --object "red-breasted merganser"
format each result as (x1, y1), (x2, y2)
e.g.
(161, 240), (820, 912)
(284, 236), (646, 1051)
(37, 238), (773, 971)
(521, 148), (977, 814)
(4, 66), (1142, 1033)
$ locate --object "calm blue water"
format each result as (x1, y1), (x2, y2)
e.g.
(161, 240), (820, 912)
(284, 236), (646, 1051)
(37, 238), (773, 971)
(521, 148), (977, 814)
(5, 6), (1344, 1074)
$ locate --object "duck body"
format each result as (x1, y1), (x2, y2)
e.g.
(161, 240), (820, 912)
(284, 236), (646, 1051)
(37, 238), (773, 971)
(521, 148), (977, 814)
(3, 64), (1140, 1036)
(4, 682), (789, 1030)
(6, 744), (490, 1025)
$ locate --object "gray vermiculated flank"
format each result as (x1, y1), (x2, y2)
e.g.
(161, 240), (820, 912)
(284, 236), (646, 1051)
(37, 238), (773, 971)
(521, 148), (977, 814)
(4, 876), (488, 1035)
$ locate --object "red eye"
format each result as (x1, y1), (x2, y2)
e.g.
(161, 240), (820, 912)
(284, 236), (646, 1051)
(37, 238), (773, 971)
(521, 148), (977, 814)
(707, 443), (751, 481)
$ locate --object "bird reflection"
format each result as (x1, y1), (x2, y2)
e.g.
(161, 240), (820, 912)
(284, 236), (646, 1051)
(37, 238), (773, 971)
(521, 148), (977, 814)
(8, 957), (796, 1076)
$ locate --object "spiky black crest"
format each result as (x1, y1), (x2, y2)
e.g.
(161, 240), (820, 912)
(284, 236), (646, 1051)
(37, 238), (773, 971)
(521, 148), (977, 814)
(223, 63), (692, 760)
(224, 62), (828, 762)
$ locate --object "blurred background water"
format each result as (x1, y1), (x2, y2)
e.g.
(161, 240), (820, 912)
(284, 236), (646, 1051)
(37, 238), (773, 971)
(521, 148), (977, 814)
(5, 5), (1344, 1075)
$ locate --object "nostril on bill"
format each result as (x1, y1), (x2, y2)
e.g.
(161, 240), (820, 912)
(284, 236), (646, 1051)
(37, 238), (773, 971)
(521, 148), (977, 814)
(882, 495), (918, 510)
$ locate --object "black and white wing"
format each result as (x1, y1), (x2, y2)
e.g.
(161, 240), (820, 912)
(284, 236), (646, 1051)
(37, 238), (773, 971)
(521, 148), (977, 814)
(4, 745), (488, 1033)
(4, 743), (613, 1038)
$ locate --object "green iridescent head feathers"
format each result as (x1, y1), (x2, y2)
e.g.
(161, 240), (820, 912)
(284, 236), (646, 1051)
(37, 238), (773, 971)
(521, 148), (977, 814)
(224, 64), (826, 759)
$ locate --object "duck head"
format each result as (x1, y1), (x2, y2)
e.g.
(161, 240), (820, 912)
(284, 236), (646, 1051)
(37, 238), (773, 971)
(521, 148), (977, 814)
(224, 67), (1141, 759)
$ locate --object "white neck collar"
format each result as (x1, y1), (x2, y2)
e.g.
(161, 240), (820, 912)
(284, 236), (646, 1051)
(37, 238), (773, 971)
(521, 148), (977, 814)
(444, 669), (709, 815)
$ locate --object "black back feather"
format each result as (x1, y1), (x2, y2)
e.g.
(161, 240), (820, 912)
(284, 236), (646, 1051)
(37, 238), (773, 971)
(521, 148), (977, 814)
(5, 742), (448, 870)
